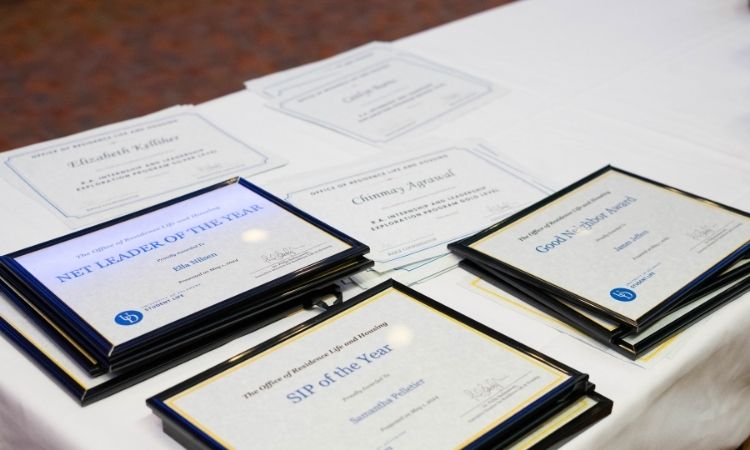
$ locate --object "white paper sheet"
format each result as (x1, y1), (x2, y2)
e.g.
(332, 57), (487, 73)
(247, 43), (507, 145)
(267, 141), (548, 272)
(1, 106), (286, 229)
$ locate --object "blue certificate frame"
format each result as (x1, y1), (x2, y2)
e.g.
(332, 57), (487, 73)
(0, 283), (346, 405)
(0, 177), (370, 372)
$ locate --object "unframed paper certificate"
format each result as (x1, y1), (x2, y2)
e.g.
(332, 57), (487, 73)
(247, 43), (506, 144)
(270, 143), (548, 270)
(2, 108), (285, 226)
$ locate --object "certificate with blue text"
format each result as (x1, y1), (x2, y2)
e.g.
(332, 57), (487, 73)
(149, 281), (607, 450)
(450, 167), (750, 328)
(0, 178), (368, 369)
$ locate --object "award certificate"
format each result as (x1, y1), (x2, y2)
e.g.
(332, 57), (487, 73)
(0, 279), (339, 404)
(248, 43), (504, 144)
(274, 144), (548, 268)
(457, 167), (750, 327)
(152, 283), (579, 449)
(7, 181), (353, 347)
(3, 110), (284, 222)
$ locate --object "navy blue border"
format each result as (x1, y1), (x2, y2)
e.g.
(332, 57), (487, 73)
(0, 269), (104, 375)
(0, 315), (87, 400)
(1, 177), (369, 368)
(0, 281), (354, 405)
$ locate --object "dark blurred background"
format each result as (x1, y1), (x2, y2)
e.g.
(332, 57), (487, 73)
(0, 0), (515, 152)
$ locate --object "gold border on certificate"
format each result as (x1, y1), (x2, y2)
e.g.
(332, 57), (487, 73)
(164, 287), (570, 449)
(468, 170), (750, 324)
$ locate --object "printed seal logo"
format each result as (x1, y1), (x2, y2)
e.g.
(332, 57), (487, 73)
(610, 288), (636, 302)
(114, 310), (143, 326)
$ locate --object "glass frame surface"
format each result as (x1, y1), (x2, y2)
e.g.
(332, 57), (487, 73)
(0, 177), (370, 370)
(148, 280), (595, 450)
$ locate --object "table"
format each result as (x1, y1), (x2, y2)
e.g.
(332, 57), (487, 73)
(1, 0), (749, 448)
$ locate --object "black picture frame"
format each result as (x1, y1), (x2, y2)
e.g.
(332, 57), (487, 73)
(147, 280), (605, 450)
(449, 166), (750, 331)
(460, 256), (750, 359)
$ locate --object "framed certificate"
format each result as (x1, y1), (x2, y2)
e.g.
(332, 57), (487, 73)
(0, 178), (370, 372)
(148, 281), (611, 450)
(449, 166), (750, 330)
(0, 282), (343, 405)
(505, 392), (612, 450)
(0, 265), (105, 375)
(459, 260), (626, 344)
(461, 257), (750, 359)
(0, 255), (369, 377)
(613, 257), (750, 356)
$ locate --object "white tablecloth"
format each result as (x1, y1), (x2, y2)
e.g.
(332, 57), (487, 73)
(1, 0), (749, 448)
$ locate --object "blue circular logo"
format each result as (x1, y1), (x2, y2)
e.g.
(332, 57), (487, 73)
(114, 310), (143, 326)
(609, 288), (636, 302)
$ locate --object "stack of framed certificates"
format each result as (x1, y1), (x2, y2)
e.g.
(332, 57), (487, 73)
(0, 178), (371, 403)
(450, 167), (750, 359)
(148, 281), (612, 450)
